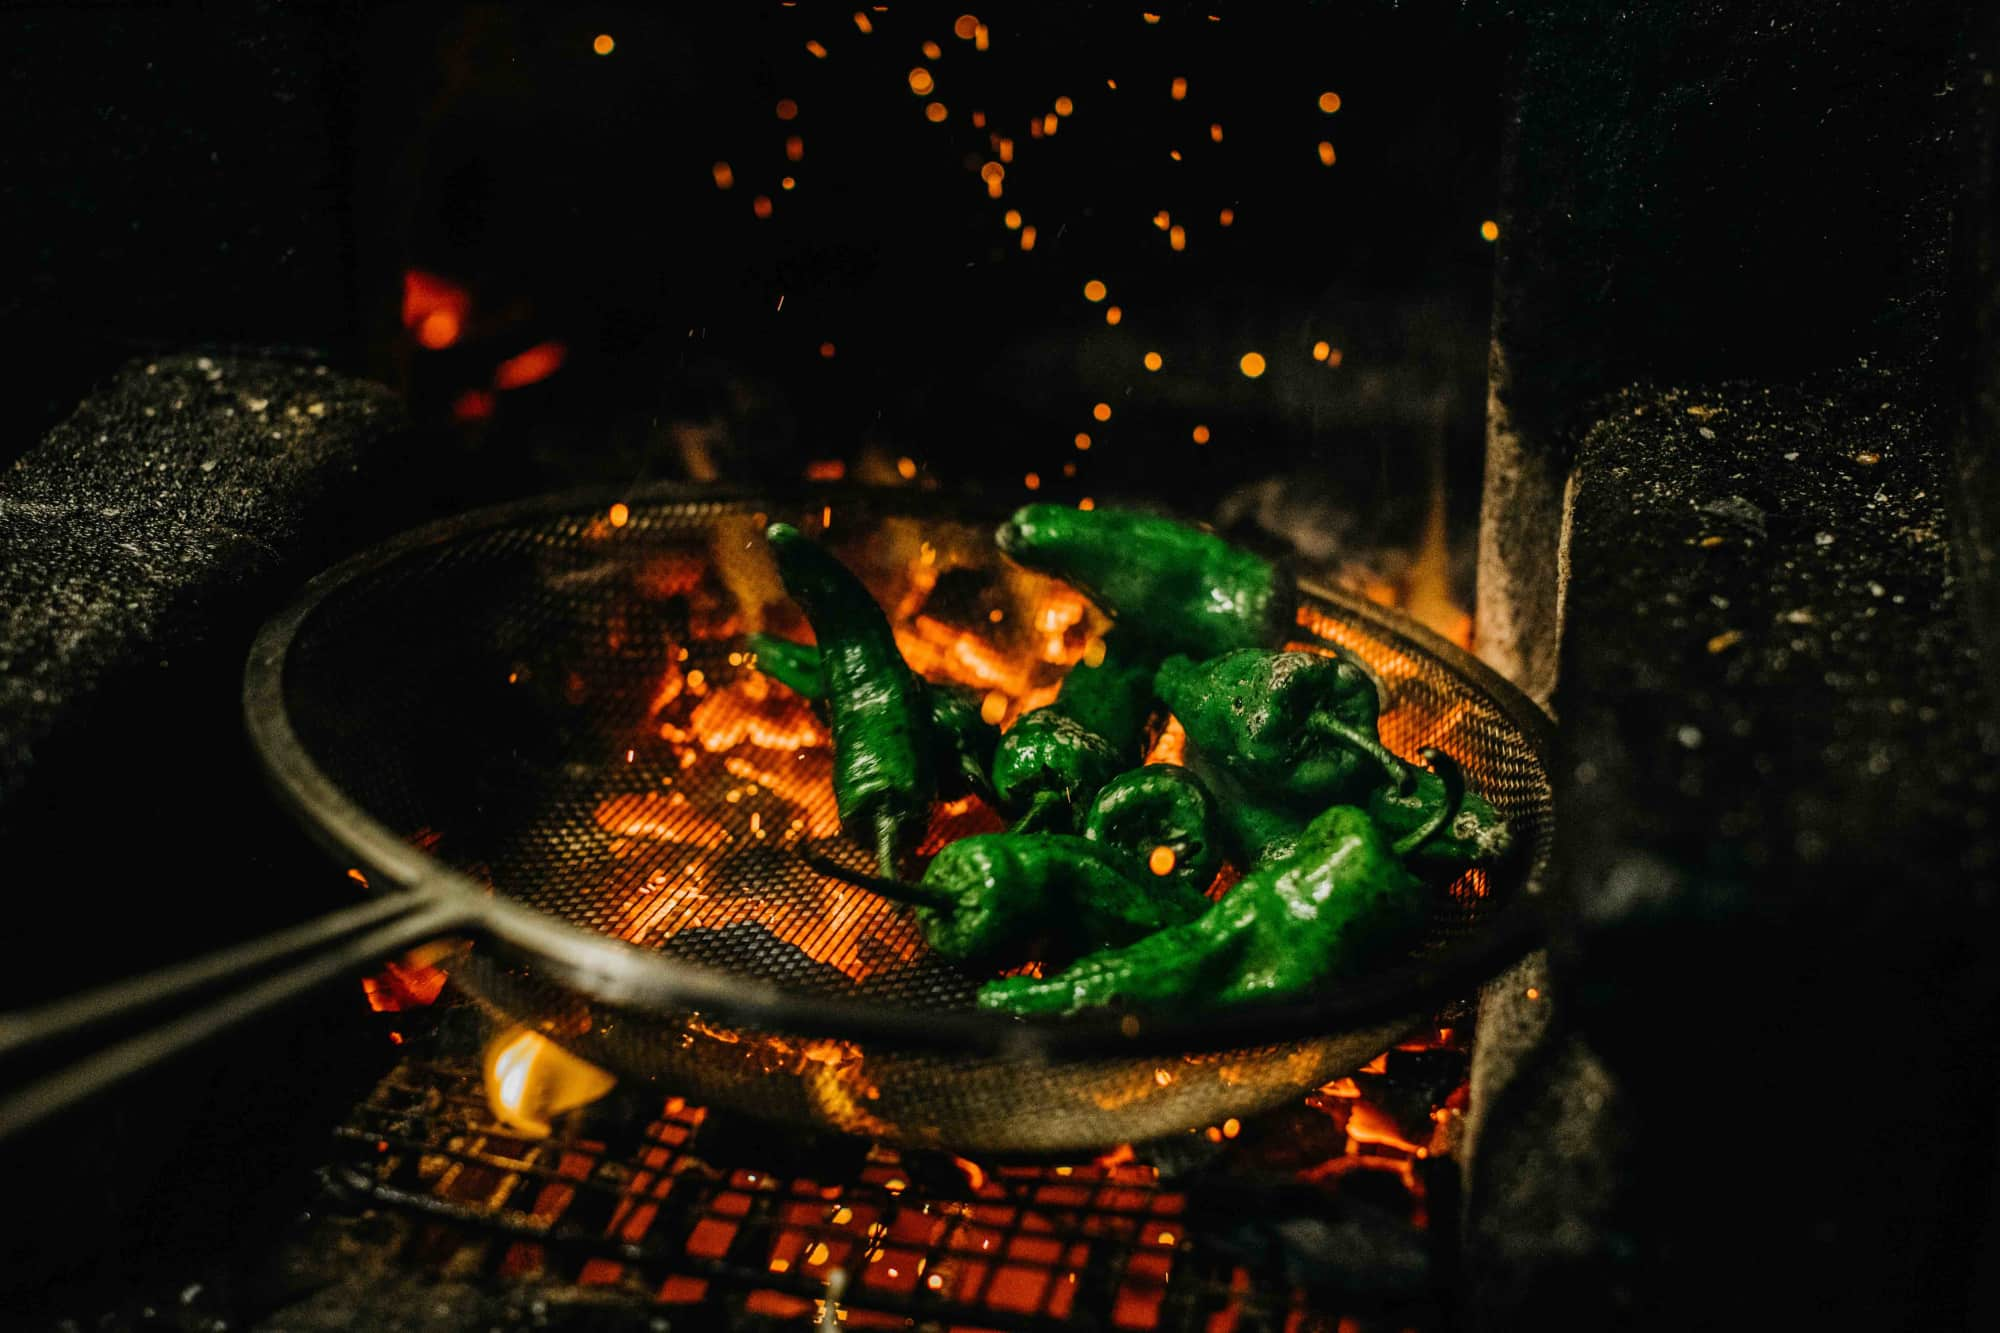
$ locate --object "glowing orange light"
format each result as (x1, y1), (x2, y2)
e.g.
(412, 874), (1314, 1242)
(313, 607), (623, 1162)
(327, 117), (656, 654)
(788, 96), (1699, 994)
(819, 341), (837, 358)
(1148, 845), (1176, 876)
(1092, 402), (1112, 422)
(493, 340), (567, 390)
(1083, 279), (1107, 302)
(922, 40), (942, 59)
(401, 269), (468, 334)
(608, 502), (630, 527)
(785, 135), (805, 161)
(450, 389), (493, 421)
(1209, 122), (1223, 142)
(974, 23), (988, 50)
(1142, 11), (1160, 23)
(926, 101), (948, 122)
(1170, 76), (1187, 100)
(1312, 340), (1331, 362)
(1326, 347), (1344, 366)
(1054, 95), (1074, 116)
(484, 1028), (616, 1139)
(954, 14), (980, 40)
(1078, 496), (1095, 510)
(1169, 149), (1183, 161)
(1192, 424), (1210, 444)
(712, 161), (735, 190)
(908, 66), (934, 95)
(997, 137), (1015, 162)
(1003, 208), (1022, 229)
(1219, 207), (1235, 226)
(1239, 352), (1266, 378)
(1074, 432), (1091, 450)
(896, 456), (917, 479)
(1318, 141), (1337, 166)
(853, 11), (873, 34)
(417, 309), (460, 349)
(1020, 225), (1036, 250)
(776, 98), (799, 120)
(1024, 472), (1041, 490)
(980, 161), (1005, 184)
(780, 176), (796, 190)
(1169, 224), (1186, 251)
(752, 195), (773, 219)
(1319, 91), (1342, 113)
(971, 109), (986, 127)
(980, 691), (1007, 725)
(1143, 351), (1163, 371)
(1481, 219), (1500, 242)
(592, 33), (615, 56)
(1043, 112), (1059, 135)
(806, 39), (827, 58)
(1104, 305), (1122, 325)
(1153, 210), (1171, 230)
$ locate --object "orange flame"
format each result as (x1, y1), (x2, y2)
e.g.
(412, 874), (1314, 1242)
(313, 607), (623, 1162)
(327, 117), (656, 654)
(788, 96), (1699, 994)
(483, 1028), (616, 1137)
(493, 341), (568, 390)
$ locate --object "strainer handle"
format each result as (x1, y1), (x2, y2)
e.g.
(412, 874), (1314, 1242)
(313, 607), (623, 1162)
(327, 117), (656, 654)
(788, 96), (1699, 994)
(0, 890), (472, 1140)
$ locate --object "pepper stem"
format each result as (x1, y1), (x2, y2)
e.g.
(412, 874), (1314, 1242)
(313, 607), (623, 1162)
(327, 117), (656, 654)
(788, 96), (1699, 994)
(801, 851), (954, 908)
(1009, 789), (1069, 835)
(1308, 715), (1416, 794)
(1392, 747), (1466, 857)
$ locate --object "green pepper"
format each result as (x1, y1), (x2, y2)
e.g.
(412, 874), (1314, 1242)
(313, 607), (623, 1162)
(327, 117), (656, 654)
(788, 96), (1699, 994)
(995, 504), (1294, 658)
(1367, 767), (1513, 884)
(747, 631), (999, 803)
(766, 524), (934, 872)
(1156, 649), (1410, 817)
(992, 631), (1157, 833)
(977, 805), (1428, 1016)
(1082, 763), (1224, 894)
(806, 835), (1209, 966)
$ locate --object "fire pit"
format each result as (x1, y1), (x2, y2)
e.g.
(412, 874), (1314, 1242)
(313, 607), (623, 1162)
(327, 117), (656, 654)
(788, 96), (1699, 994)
(244, 486), (1551, 1152)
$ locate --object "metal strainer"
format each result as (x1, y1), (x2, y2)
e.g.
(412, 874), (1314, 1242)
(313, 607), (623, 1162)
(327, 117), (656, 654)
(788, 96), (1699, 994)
(240, 485), (1552, 1153)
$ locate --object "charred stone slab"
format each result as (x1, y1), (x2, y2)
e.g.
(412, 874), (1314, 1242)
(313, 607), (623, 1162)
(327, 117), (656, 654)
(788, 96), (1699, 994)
(0, 354), (407, 1002)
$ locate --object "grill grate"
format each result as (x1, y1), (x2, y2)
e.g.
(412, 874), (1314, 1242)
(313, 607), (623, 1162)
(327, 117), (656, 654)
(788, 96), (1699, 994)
(327, 1001), (1464, 1331)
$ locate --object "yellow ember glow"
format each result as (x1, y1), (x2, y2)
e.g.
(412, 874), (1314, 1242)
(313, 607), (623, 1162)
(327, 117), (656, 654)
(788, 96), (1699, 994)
(1104, 305), (1122, 325)
(819, 341), (836, 358)
(1143, 12), (1161, 23)
(1153, 210), (1171, 230)
(1481, 219), (1500, 242)
(1078, 496), (1095, 510)
(922, 40), (942, 59)
(712, 161), (735, 190)
(897, 456), (917, 479)
(1170, 76), (1187, 100)
(1318, 140), (1336, 166)
(806, 1242), (831, 1265)
(980, 161), (1005, 184)
(1148, 845), (1176, 876)
(1074, 432), (1091, 450)
(1169, 149), (1183, 161)
(1054, 95), (1074, 116)
(954, 14), (980, 39)
(1043, 112), (1059, 135)
(484, 1029), (616, 1139)
(608, 502), (630, 527)
(908, 66), (934, 95)
(592, 33), (615, 55)
(753, 195), (773, 219)
(1083, 279), (1107, 302)
(998, 137), (1015, 162)
(1143, 351), (1163, 371)
(1092, 402), (1112, 422)
(1024, 471), (1041, 490)
(1004, 209), (1022, 229)
(1219, 207), (1235, 226)
(1319, 91), (1342, 113)
(1326, 347), (1344, 366)
(786, 135), (805, 161)
(1169, 224), (1186, 251)
(806, 39), (827, 58)
(853, 12), (873, 34)
(1192, 423), (1210, 443)
(975, 23), (988, 50)
(987, 175), (1004, 199)
(980, 691), (1008, 725)
(926, 101), (948, 122)
(1020, 225), (1037, 250)
(781, 176), (796, 190)
(1239, 352), (1266, 378)
(1210, 123), (1224, 142)
(1312, 340), (1330, 361)
(972, 109), (986, 127)
(776, 98), (799, 121)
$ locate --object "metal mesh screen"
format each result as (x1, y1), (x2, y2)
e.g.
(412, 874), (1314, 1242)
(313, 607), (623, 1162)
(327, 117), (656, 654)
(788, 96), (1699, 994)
(269, 490), (1551, 1150)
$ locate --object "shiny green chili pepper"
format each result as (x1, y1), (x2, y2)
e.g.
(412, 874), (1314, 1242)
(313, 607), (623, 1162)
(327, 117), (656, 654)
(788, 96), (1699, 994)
(995, 504), (1294, 658)
(806, 835), (1209, 966)
(1367, 765), (1513, 884)
(747, 631), (998, 804)
(992, 631), (1157, 833)
(976, 805), (1428, 1017)
(766, 524), (934, 873)
(1082, 763), (1224, 894)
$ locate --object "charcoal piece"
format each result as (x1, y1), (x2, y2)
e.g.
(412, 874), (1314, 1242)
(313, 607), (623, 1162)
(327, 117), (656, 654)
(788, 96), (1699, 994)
(1203, 1190), (1432, 1304)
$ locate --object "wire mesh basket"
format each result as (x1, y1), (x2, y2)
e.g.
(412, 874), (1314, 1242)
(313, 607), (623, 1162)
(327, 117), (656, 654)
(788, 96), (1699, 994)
(246, 486), (1552, 1152)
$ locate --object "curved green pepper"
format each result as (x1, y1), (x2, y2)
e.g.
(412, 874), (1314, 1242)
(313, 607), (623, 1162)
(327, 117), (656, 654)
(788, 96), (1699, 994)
(766, 524), (934, 872)
(807, 835), (1209, 966)
(1367, 768), (1513, 884)
(995, 504), (1294, 658)
(992, 631), (1157, 833)
(1082, 763), (1224, 894)
(747, 631), (998, 803)
(977, 805), (1428, 1016)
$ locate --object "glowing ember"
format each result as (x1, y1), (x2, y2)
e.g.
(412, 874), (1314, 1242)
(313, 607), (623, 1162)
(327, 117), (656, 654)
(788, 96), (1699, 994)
(483, 1028), (616, 1138)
